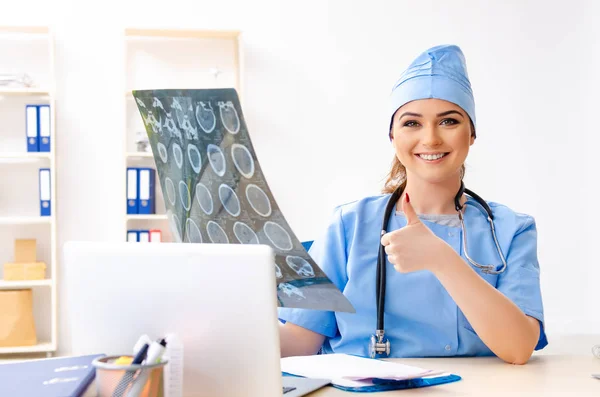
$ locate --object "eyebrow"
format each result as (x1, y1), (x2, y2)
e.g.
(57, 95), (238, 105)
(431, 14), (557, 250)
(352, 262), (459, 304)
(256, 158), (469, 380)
(398, 112), (422, 119)
(436, 110), (464, 118)
(398, 110), (465, 120)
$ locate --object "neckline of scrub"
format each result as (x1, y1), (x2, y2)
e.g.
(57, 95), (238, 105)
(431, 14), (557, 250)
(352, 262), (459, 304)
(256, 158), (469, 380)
(394, 196), (477, 229)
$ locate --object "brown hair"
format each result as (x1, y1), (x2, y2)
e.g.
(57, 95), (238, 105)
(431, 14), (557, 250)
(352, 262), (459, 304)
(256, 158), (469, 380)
(382, 120), (476, 194)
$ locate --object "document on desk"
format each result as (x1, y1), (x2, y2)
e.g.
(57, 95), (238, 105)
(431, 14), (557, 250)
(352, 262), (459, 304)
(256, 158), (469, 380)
(132, 88), (354, 313)
(281, 353), (447, 388)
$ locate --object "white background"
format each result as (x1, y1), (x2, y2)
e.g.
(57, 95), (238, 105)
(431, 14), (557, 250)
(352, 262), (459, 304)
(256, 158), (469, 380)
(0, 0), (598, 354)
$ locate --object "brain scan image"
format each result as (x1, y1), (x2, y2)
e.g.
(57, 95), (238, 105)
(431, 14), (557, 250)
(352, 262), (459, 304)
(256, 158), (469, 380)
(196, 101), (216, 133)
(133, 88), (354, 313)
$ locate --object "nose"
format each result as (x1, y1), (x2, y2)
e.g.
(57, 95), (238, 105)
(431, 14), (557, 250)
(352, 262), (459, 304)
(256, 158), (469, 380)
(421, 124), (443, 148)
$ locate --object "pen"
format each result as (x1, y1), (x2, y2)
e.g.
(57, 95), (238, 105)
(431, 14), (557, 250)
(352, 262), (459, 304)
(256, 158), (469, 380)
(111, 343), (149, 397)
(127, 338), (168, 397)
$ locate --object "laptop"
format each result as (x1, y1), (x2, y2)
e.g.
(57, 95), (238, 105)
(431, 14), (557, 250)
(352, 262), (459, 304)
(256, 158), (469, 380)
(61, 241), (330, 397)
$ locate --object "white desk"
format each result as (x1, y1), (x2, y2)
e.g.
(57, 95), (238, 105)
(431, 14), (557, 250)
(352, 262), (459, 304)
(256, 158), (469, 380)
(81, 354), (599, 396)
(311, 354), (600, 396)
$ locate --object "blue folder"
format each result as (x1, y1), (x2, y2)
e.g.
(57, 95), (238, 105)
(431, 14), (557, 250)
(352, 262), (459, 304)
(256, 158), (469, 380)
(38, 104), (51, 152)
(126, 167), (139, 214)
(127, 229), (139, 242)
(25, 104), (39, 152)
(39, 168), (51, 216)
(283, 372), (461, 393)
(0, 353), (105, 397)
(138, 229), (150, 242)
(137, 167), (156, 214)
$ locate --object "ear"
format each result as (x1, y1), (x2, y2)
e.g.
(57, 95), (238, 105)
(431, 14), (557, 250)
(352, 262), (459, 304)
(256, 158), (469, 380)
(470, 134), (475, 146)
(389, 112), (399, 142)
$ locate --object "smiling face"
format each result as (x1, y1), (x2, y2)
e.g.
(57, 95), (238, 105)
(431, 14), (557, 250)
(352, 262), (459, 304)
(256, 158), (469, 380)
(389, 98), (475, 185)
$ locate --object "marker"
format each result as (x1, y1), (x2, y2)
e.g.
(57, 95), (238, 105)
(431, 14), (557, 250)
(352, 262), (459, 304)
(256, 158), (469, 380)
(127, 338), (168, 397)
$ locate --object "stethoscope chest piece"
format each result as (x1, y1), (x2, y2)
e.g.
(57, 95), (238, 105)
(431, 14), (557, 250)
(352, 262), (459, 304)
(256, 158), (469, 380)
(369, 330), (390, 358)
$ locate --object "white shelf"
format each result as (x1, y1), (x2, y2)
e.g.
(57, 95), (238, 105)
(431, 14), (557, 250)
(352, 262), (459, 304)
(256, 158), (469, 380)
(125, 28), (240, 39)
(123, 28), (242, 245)
(0, 87), (51, 96)
(126, 214), (168, 221)
(0, 341), (54, 354)
(0, 152), (51, 159)
(0, 152), (51, 163)
(0, 279), (52, 289)
(0, 24), (57, 356)
(0, 216), (52, 225)
(0, 26), (50, 35)
(126, 152), (153, 158)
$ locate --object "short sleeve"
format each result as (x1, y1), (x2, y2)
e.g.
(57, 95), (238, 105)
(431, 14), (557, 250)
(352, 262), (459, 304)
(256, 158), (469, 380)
(277, 207), (349, 338)
(496, 216), (548, 350)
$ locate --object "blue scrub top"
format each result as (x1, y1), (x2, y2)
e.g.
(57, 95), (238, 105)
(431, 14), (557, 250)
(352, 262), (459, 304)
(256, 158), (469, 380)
(278, 194), (548, 358)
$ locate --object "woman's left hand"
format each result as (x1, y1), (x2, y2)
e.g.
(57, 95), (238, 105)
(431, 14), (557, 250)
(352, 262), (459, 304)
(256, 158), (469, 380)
(380, 194), (451, 274)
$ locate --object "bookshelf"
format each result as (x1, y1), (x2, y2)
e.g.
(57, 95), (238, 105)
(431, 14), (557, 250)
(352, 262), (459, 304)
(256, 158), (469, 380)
(0, 87), (51, 95)
(0, 279), (52, 289)
(123, 27), (242, 242)
(0, 26), (56, 356)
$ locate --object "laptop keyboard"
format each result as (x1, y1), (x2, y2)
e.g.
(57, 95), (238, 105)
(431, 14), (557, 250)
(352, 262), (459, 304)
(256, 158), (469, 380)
(283, 386), (297, 394)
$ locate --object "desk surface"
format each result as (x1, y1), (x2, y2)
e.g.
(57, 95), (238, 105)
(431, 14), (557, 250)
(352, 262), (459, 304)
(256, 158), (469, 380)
(311, 354), (600, 396)
(81, 354), (599, 396)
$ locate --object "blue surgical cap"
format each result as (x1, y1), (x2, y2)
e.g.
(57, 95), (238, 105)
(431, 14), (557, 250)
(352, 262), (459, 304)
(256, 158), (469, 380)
(389, 44), (476, 129)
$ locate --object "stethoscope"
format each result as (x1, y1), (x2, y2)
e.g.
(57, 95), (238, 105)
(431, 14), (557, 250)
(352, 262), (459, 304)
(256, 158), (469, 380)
(369, 181), (509, 358)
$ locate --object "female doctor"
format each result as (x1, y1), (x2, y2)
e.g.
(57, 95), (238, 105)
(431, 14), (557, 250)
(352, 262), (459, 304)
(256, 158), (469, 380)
(278, 44), (547, 365)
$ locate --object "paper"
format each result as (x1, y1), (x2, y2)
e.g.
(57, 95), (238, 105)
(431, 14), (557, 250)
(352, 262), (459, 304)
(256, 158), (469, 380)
(132, 88), (354, 313)
(281, 354), (445, 388)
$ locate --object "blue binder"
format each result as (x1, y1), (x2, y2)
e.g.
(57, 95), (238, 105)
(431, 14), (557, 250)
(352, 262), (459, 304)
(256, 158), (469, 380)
(0, 353), (105, 397)
(138, 230), (150, 242)
(126, 167), (139, 214)
(138, 168), (156, 214)
(25, 104), (39, 152)
(127, 230), (139, 242)
(39, 168), (51, 216)
(38, 104), (51, 152)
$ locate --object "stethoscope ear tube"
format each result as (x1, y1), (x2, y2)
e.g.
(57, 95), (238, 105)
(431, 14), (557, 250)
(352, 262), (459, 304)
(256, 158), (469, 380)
(377, 186), (402, 331)
(464, 187), (494, 220)
(374, 186), (403, 355)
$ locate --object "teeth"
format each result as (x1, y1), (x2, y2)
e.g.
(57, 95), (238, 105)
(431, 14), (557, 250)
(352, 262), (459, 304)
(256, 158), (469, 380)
(418, 153), (446, 161)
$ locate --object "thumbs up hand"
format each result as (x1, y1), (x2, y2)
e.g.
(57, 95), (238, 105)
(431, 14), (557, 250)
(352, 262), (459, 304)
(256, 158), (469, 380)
(380, 194), (451, 274)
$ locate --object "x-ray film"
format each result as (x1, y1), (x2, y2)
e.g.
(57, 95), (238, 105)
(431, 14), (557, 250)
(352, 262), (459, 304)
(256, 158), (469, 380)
(133, 88), (355, 313)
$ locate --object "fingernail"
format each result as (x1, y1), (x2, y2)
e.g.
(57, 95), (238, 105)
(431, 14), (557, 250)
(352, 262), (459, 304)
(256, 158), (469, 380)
(406, 193), (410, 203)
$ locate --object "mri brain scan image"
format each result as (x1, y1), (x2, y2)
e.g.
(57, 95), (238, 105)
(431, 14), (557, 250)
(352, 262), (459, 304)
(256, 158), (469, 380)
(133, 88), (354, 313)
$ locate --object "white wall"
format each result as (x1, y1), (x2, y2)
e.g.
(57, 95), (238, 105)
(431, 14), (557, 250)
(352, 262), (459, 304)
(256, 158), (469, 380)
(2, 0), (598, 354)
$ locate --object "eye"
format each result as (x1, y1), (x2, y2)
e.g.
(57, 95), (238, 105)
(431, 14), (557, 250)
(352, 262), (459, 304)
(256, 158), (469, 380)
(440, 118), (459, 126)
(403, 120), (420, 127)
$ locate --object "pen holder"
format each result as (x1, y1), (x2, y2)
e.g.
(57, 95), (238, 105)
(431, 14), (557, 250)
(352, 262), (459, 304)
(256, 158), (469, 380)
(92, 355), (168, 397)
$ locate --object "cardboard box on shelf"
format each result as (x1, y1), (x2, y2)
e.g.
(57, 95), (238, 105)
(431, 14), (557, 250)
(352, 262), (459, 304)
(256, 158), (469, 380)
(14, 239), (37, 263)
(3, 262), (46, 281)
(2, 239), (47, 281)
(0, 289), (37, 347)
